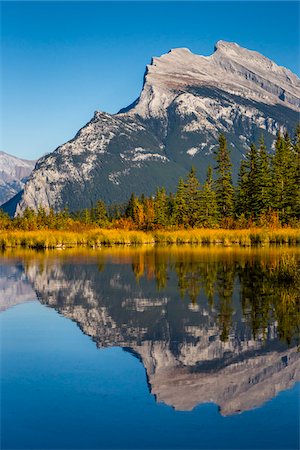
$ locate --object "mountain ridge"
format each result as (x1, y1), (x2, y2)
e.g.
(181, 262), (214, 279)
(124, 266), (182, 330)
(0, 152), (35, 206)
(3, 40), (299, 215)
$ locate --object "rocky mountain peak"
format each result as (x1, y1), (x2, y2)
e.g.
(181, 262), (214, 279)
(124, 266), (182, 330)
(3, 41), (299, 215)
(130, 41), (300, 119)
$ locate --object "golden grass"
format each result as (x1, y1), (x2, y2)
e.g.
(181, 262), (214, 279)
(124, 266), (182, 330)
(0, 227), (299, 249)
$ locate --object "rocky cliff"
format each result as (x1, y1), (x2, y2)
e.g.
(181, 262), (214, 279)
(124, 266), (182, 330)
(0, 151), (35, 205)
(7, 41), (299, 215)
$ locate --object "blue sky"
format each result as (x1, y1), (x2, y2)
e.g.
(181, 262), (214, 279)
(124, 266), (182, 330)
(1, 1), (299, 160)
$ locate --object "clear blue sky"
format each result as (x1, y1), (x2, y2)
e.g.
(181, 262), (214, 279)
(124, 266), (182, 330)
(1, 1), (299, 160)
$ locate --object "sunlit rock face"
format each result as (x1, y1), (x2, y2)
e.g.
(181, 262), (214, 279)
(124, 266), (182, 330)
(20, 254), (300, 416)
(0, 152), (35, 206)
(8, 41), (300, 214)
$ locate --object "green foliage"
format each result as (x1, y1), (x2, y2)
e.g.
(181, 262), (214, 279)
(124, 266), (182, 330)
(183, 167), (202, 227)
(272, 131), (296, 222)
(246, 143), (261, 218)
(94, 200), (108, 227)
(214, 134), (234, 219)
(154, 187), (169, 227)
(257, 136), (273, 215)
(172, 177), (188, 227)
(1, 128), (300, 231)
(199, 166), (219, 227)
(235, 159), (248, 217)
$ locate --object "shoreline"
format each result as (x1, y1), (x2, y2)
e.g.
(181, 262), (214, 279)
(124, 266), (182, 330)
(0, 228), (299, 249)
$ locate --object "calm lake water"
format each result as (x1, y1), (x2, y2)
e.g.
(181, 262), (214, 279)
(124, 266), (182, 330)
(1, 247), (299, 450)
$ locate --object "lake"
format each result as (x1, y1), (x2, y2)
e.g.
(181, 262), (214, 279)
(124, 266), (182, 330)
(1, 247), (299, 449)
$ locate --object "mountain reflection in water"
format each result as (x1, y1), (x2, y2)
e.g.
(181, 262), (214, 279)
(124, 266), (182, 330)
(1, 247), (299, 416)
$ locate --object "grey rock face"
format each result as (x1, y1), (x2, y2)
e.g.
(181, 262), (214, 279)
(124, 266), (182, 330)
(13, 41), (300, 214)
(0, 152), (35, 206)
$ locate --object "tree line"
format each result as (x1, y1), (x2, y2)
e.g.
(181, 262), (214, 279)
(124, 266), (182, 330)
(0, 127), (299, 231)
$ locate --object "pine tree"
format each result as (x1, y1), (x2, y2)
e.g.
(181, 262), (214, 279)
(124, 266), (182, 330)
(246, 143), (261, 219)
(272, 130), (294, 222)
(125, 193), (136, 220)
(282, 131), (295, 221)
(257, 136), (272, 216)
(292, 125), (300, 218)
(199, 166), (219, 227)
(154, 188), (169, 227)
(235, 159), (248, 218)
(172, 177), (188, 226)
(214, 134), (234, 220)
(184, 166), (201, 227)
(95, 200), (108, 227)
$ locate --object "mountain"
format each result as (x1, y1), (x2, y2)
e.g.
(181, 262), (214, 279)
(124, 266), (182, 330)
(11, 254), (297, 416)
(0, 151), (35, 206)
(7, 41), (300, 215)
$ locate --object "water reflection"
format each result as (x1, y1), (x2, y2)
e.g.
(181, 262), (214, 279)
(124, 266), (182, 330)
(1, 247), (299, 415)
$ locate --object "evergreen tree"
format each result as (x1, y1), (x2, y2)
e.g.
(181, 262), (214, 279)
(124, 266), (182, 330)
(172, 177), (188, 226)
(235, 159), (248, 218)
(257, 136), (272, 216)
(154, 188), (169, 227)
(246, 143), (261, 219)
(184, 166), (201, 227)
(214, 134), (234, 219)
(272, 130), (294, 222)
(95, 200), (108, 227)
(292, 125), (300, 218)
(282, 131), (295, 221)
(199, 166), (219, 227)
(125, 193), (136, 219)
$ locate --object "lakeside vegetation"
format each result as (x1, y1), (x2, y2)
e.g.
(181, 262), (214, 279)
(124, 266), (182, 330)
(0, 228), (299, 249)
(0, 129), (299, 248)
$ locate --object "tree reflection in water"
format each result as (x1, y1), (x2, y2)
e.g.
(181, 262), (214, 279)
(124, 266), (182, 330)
(1, 247), (299, 414)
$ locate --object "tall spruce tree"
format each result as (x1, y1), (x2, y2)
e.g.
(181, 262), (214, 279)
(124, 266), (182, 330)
(272, 130), (294, 222)
(172, 177), (188, 226)
(184, 167), (201, 227)
(154, 188), (169, 227)
(200, 166), (219, 227)
(214, 134), (234, 219)
(246, 143), (261, 219)
(292, 125), (300, 218)
(257, 136), (272, 216)
(125, 193), (137, 220)
(94, 200), (108, 227)
(282, 131), (295, 221)
(235, 159), (249, 218)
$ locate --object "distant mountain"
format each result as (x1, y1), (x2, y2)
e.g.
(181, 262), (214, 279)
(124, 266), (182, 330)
(8, 41), (300, 215)
(0, 151), (35, 206)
